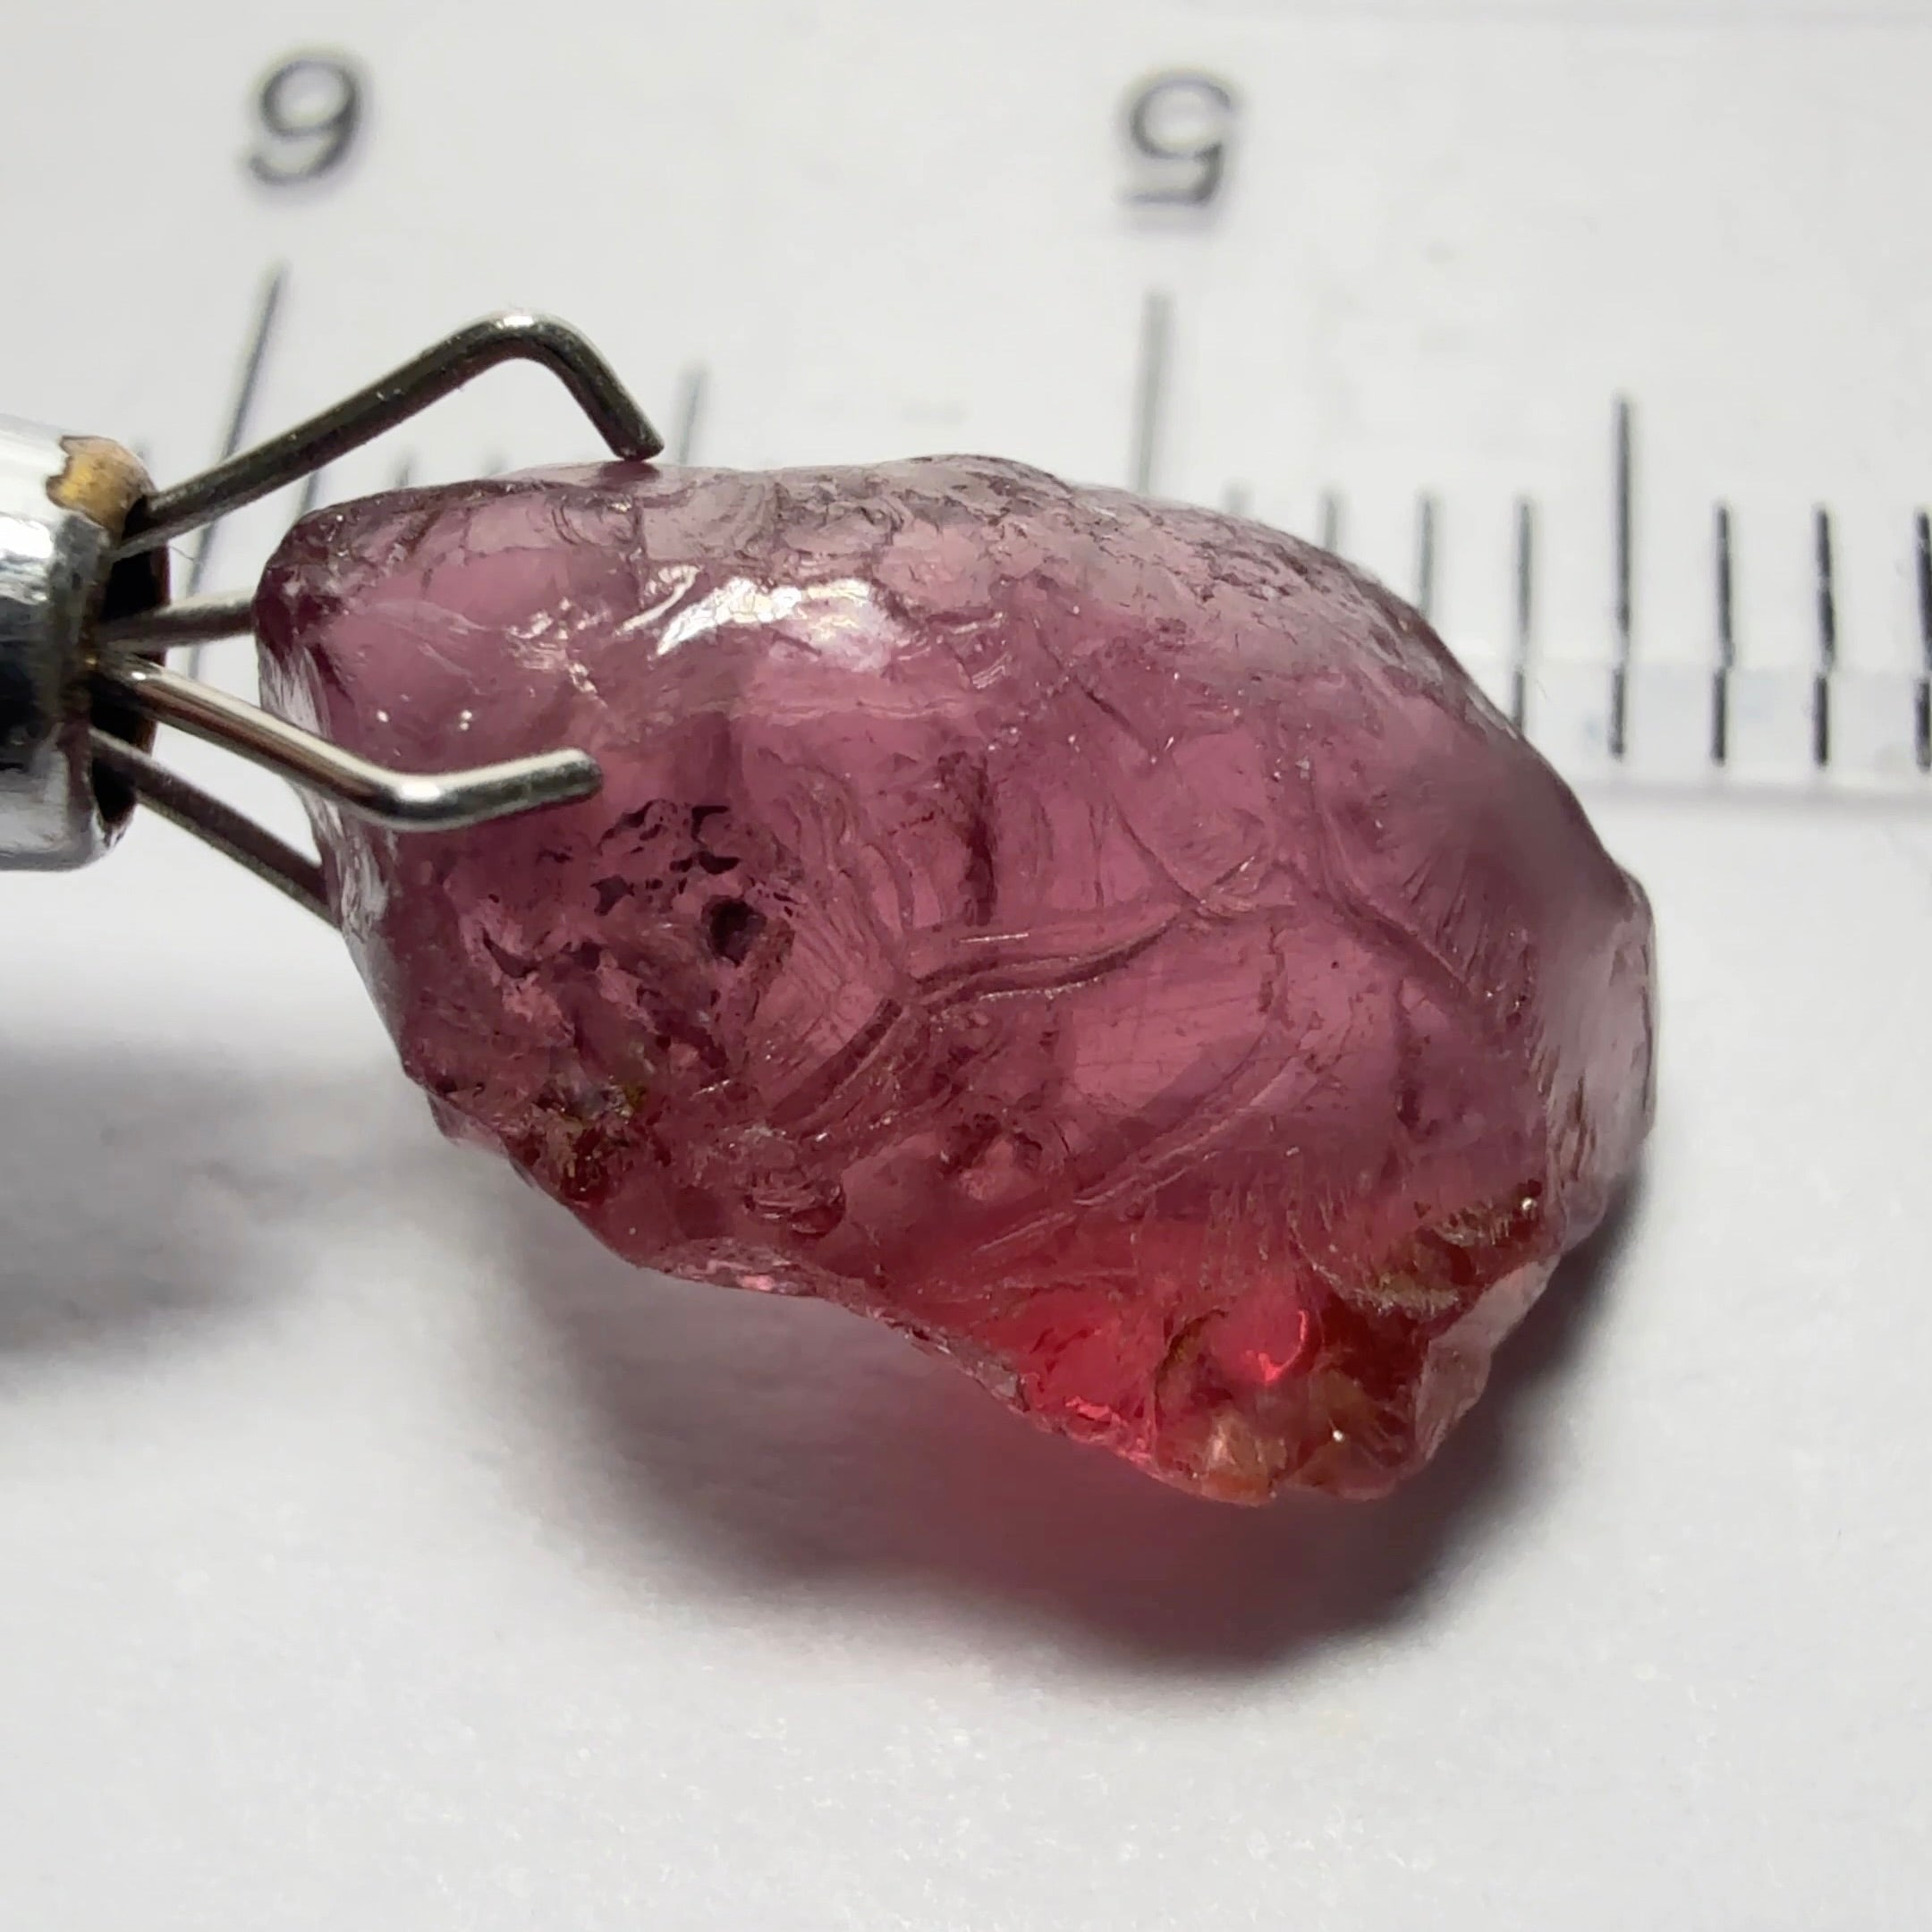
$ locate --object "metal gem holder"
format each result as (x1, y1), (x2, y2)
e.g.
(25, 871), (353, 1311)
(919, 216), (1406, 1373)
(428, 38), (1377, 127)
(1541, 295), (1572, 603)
(0, 313), (662, 922)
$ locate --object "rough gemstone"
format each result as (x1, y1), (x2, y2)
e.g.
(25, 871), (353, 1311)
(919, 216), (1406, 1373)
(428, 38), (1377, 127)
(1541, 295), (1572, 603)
(256, 457), (1656, 1504)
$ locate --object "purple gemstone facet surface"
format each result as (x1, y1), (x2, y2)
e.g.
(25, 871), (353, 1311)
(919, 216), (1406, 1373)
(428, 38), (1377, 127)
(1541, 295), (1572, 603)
(258, 457), (1656, 1502)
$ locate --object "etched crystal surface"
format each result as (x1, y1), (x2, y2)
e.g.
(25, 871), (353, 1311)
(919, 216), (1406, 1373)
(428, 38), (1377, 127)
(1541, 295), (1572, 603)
(257, 458), (1656, 1502)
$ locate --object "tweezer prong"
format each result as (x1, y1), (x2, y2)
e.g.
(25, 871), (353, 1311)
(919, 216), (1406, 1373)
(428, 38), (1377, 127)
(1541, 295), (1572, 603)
(97, 656), (602, 833)
(87, 309), (641, 913)
(97, 592), (258, 652)
(89, 729), (331, 923)
(115, 310), (662, 561)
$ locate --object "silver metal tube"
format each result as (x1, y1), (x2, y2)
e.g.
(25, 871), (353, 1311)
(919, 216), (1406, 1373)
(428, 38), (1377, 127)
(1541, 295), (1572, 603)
(0, 419), (165, 868)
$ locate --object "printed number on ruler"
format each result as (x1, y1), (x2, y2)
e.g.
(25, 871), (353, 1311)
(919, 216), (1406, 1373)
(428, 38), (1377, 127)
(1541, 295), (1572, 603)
(1122, 72), (1238, 209)
(246, 53), (366, 187)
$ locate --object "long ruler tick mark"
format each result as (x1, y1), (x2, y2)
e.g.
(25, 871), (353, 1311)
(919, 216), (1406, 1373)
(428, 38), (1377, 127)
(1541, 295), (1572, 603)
(1916, 510), (1932, 772)
(1129, 290), (1171, 496)
(1318, 490), (1343, 555)
(1712, 504), (1734, 766)
(1610, 395), (1633, 760)
(1414, 494), (1438, 622)
(1812, 505), (1836, 769)
(1511, 497), (1534, 732)
(673, 366), (708, 465)
(185, 263), (286, 674)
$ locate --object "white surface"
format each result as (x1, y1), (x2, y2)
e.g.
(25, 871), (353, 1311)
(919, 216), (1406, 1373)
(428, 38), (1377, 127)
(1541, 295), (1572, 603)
(6, 797), (1929, 1928)
(4, 3), (1932, 1927)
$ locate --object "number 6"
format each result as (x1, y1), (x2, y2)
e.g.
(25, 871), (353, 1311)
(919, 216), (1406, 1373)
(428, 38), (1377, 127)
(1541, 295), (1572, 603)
(1123, 72), (1238, 209)
(247, 54), (365, 189)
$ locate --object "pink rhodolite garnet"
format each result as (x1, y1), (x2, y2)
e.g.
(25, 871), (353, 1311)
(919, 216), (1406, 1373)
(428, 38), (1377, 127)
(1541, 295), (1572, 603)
(257, 456), (1656, 1504)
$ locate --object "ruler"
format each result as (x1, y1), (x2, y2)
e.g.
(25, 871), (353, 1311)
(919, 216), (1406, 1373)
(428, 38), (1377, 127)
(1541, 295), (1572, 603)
(43, 0), (1913, 797)
(184, 257), (1932, 793)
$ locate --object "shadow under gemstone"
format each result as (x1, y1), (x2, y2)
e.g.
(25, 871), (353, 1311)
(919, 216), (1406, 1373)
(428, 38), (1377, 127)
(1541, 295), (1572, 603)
(508, 1166), (1647, 1672)
(0, 1046), (450, 1359)
(1, 1036), (1646, 1672)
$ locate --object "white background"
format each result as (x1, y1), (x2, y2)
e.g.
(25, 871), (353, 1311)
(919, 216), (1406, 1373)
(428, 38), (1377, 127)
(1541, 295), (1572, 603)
(3, 3), (1930, 1927)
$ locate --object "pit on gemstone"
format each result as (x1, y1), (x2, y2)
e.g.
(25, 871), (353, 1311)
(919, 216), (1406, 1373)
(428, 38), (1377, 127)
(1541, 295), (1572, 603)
(257, 456), (1656, 1504)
